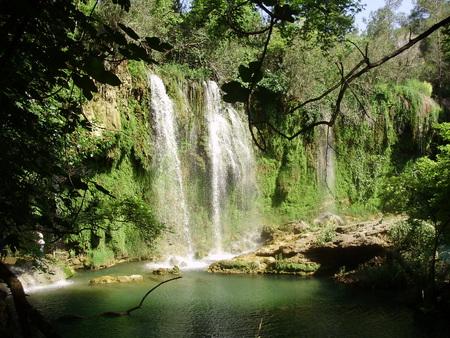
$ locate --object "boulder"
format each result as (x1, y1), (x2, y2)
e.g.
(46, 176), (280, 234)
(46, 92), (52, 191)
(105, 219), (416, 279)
(209, 216), (406, 277)
(89, 275), (143, 284)
(152, 266), (181, 275)
(313, 212), (344, 226)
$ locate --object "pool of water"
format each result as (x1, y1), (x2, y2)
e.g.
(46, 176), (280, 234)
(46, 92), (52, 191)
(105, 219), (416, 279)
(26, 261), (445, 337)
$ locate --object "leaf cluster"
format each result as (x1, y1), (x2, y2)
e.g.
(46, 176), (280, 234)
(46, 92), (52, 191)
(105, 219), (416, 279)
(0, 0), (168, 250)
(382, 123), (450, 231)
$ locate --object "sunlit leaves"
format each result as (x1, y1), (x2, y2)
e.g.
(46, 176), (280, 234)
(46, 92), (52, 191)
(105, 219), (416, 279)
(383, 123), (450, 226)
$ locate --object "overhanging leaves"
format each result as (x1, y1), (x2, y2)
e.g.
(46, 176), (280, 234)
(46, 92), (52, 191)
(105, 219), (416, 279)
(221, 81), (250, 103)
(118, 23), (140, 40)
(239, 61), (263, 84)
(144, 37), (173, 52)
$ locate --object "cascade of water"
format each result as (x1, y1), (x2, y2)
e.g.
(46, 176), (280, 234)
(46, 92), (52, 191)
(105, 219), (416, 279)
(204, 81), (256, 253)
(317, 123), (336, 211)
(149, 74), (193, 256)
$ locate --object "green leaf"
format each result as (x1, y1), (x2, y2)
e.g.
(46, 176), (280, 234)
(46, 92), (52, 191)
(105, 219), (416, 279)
(239, 65), (253, 83)
(72, 74), (98, 93)
(112, 0), (131, 11)
(83, 57), (121, 86)
(103, 25), (127, 45)
(84, 56), (106, 82)
(221, 81), (250, 103)
(160, 42), (173, 51)
(102, 71), (121, 86)
(145, 37), (173, 52)
(274, 4), (298, 23)
(121, 44), (157, 64)
(254, 86), (277, 104)
(69, 176), (89, 190)
(94, 183), (116, 199)
(238, 62), (263, 84)
(82, 88), (93, 100)
(118, 23), (140, 40)
(72, 73), (98, 99)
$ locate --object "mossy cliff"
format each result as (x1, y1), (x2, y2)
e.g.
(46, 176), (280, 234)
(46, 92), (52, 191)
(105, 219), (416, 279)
(65, 61), (441, 266)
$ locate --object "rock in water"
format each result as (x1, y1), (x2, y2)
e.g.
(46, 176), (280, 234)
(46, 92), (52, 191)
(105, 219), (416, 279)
(89, 275), (143, 284)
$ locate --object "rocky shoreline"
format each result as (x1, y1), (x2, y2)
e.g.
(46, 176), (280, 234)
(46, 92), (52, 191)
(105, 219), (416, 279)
(2, 215), (407, 290)
(208, 215), (406, 277)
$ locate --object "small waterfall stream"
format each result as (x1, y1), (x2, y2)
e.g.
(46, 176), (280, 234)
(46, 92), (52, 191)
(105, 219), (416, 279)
(204, 80), (256, 254)
(317, 123), (336, 211)
(149, 74), (193, 257)
(149, 75), (257, 263)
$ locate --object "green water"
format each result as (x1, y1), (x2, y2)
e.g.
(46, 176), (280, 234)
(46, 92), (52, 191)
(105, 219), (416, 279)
(27, 261), (444, 337)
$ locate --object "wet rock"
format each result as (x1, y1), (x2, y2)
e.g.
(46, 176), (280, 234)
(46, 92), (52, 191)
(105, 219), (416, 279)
(10, 261), (72, 289)
(209, 216), (406, 277)
(313, 212), (344, 226)
(279, 220), (311, 234)
(89, 275), (143, 284)
(195, 251), (207, 260)
(152, 266), (181, 275)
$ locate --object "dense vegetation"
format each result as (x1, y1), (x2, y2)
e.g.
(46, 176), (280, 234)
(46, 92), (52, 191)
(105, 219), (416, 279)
(1, 0), (450, 334)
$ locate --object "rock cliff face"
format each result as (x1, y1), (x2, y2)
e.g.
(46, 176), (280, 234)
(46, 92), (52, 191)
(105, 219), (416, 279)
(208, 216), (406, 276)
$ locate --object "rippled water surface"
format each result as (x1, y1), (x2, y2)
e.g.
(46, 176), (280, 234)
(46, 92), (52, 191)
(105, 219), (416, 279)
(27, 261), (445, 337)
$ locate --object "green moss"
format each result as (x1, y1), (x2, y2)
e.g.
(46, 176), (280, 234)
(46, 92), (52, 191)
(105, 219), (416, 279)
(220, 260), (249, 270)
(90, 247), (115, 267)
(127, 60), (148, 83)
(61, 265), (76, 278)
(274, 261), (319, 275)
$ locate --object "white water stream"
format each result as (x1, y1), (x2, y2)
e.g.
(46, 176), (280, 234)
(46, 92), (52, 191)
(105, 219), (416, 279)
(149, 74), (193, 256)
(317, 123), (336, 211)
(148, 76), (257, 265)
(204, 80), (256, 254)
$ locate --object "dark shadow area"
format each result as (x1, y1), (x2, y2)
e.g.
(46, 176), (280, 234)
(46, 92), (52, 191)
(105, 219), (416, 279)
(303, 245), (387, 276)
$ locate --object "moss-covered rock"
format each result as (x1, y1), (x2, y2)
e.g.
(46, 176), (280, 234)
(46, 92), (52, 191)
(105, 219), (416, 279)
(89, 275), (143, 284)
(152, 266), (182, 275)
(209, 216), (406, 276)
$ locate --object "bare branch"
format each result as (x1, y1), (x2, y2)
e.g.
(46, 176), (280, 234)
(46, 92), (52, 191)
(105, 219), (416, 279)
(249, 14), (450, 142)
(56, 276), (182, 320)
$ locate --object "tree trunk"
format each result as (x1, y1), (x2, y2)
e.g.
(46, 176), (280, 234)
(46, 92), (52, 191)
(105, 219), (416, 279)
(0, 262), (60, 337)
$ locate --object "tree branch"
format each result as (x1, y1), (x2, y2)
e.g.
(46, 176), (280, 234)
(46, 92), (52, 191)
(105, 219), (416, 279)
(0, 262), (61, 337)
(248, 14), (450, 143)
(56, 276), (182, 320)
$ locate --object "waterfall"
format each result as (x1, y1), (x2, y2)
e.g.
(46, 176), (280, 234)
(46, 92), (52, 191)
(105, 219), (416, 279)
(204, 81), (256, 254)
(148, 75), (258, 265)
(149, 74), (193, 256)
(317, 123), (336, 211)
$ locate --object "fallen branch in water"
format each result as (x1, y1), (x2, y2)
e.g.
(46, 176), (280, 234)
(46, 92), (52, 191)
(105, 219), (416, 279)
(256, 317), (264, 337)
(56, 276), (182, 320)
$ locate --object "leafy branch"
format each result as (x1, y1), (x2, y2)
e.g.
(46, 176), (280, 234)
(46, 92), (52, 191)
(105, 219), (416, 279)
(222, 0), (450, 150)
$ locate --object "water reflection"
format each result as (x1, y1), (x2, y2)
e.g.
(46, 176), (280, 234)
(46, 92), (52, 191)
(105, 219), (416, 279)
(26, 262), (446, 337)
